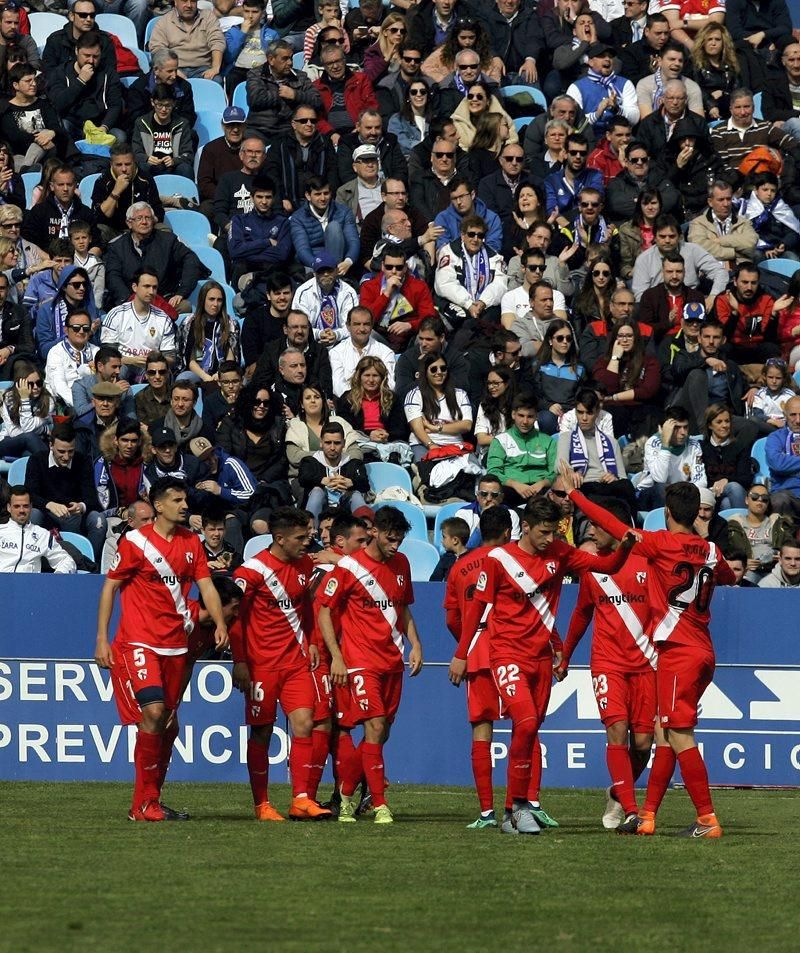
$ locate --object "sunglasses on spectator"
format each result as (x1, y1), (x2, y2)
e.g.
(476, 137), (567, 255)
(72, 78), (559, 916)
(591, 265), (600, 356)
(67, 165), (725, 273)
(581, 201), (600, 208)
(749, 493), (769, 501)
(26, 378), (42, 386)
(568, 149), (587, 157)
(486, 379), (504, 387)
(429, 365), (447, 373)
(403, 55), (423, 63)
(477, 490), (501, 498)
(526, 263), (545, 271)
(322, 36), (344, 43)
(467, 93), (486, 101)
(146, 368), (167, 376)
(502, 154), (524, 163)
(433, 151), (455, 158)
(465, 230), (486, 238)
(73, 9), (95, 16)
(628, 155), (648, 164)
(766, 357), (787, 368)
(552, 334), (572, 343)
(459, 62), (480, 69)
(549, 489), (568, 499)
(383, 262), (405, 271)
(253, 398), (270, 407)
(293, 116), (317, 125)
(68, 323), (90, 332)
(409, 87), (428, 95)
(592, 268), (611, 277)
(386, 26), (405, 33)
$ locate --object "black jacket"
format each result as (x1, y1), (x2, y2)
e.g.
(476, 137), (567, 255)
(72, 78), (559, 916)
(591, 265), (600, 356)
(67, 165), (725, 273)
(671, 349), (745, 413)
(297, 453), (369, 502)
(605, 169), (681, 223)
(409, 168), (452, 223)
(91, 170), (165, 233)
(395, 339), (470, 400)
(636, 111), (708, 171)
(104, 229), (208, 306)
(701, 433), (755, 489)
(252, 334), (333, 396)
(617, 38), (663, 87)
(406, 0), (472, 56)
(662, 121), (727, 214)
(336, 131), (408, 186)
(125, 73), (197, 129)
(46, 59), (123, 130)
(762, 68), (800, 123)
(335, 390), (409, 441)
(213, 170), (257, 230)
(471, 5), (544, 73)
(42, 24), (115, 74)
(477, 169), (533, 244)
(726, 0), (793, 45)
(22, 195), (102, 254)
(25, 447), (100, 511)
(216, 414), (289, 484)
(263, 131), (339, 210)
(0, 301), (35, 359)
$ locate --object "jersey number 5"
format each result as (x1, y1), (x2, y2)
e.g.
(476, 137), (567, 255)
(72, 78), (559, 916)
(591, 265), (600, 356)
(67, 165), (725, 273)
(667, 562), (715, 613)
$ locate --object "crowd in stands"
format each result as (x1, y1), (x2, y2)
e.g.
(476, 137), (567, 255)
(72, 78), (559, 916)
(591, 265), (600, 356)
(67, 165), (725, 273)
(4, 0), (800, 589)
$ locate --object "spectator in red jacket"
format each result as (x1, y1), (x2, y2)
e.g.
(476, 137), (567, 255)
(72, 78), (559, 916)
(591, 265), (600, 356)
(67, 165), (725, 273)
(359, 246), (437, 351)
(586, 115), (632, 187)
(314, 44), (379, 145)
(712, 261), (783, 364)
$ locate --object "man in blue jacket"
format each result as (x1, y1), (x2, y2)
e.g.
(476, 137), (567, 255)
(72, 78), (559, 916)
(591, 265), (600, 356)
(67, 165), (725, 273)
(433, 176), (502, 251)
(544, 133), (605, 219)
(228, 176), (292, 286)
(766, 396), (800, 519)
(289, 175), (360, 276)
(189, 435), (258, 552)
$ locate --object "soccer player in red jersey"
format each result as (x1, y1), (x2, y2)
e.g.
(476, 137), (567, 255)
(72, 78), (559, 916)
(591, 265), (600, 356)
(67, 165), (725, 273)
(307, 513), (370, 806)
(318, 505), (424, 825)
(563, 465), (736, 838)
(556, 498), (656, 831)
(472, 496), (636, 835)
(95, 477), (230, 823)
(232, 506), (332, 822)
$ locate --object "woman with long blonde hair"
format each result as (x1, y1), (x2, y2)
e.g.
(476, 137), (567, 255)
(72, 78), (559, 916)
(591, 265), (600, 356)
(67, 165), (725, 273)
(691, 23), (740, 121)
(363, 13), (406, 84)
(336, 355), (410, 462)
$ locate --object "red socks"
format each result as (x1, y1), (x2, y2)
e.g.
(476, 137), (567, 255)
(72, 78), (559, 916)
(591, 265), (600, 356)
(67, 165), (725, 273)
(471, 740), (494, 813)
(307, 729), (331, 801)
(507, 723), (536, 802)
(677, 747), (715, 817)
(335, 733), (362, 798)
(246, 738), (269, 806)
(361, 741), (386, 808)
(606, 744), (638, 815)
(156, 720), (179, 794)
(527, 736), (542, 804)
(134, 730), (162, 807)
(289, 735), (313, 798)
(643, 745), (676, 815)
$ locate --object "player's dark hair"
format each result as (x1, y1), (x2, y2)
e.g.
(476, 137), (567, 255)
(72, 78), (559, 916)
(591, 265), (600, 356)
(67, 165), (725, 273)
(593, 498), (633, 527)
(269, 506), (311, 536)
(480, 505), (512, 542)
(51, 421), (76, 443)
(441, 516), (469, 545)
(665, 482), (700, 527)
(374, 505), (411, 536)
(95, 345), (122, 366)
(330, 513), (367, 544)
(149, 476), (188, 507)
(521, 497), (561, 528)
(198, 575), (242, 608)
(574, 388), (600, 413)
(664, 404), (690, 424)
(320, 421), (345, 439)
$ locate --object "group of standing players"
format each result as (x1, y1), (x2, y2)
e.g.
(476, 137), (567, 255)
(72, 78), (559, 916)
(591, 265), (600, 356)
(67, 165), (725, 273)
(95, 465), (733, 837)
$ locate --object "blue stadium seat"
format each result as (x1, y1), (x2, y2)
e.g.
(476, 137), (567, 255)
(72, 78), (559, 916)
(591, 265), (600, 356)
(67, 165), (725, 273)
(292, 50), (305, 70)
(501, 85), (547, 110)
(794, 368), (800, 390)
(513, 117), (529, 134)
(165, 209), (211, 247)
(21, 172), (38, 207)
(154, 175), (199, 201)
(433, 501), (467, 554)
(642, 508), (666, 531)
(188, 78), (228, 114)
(60, 532), (94, 562)
(719, 508), (748, 520)
(195, 110), (223, 147)
(754, 91), (763, 120)
(399, 538), (440, 581)
(7, 456), (27, 485)
(365, 461), (413, 495)
(144, 15), (161, 50)
(29, 12), (66, 53)
(78, 172), (102, 203)
(190, 244), (227, 278)
(751, 437), (770, 485)
(232, 83), (249, 114)
(243, 534), (272, 560)
(134, 48), (149, 74)
(129, 382), (149, 395)
(95, 12), (139, 51)
(373, 500), (428, 542)
(759, 258), (800, 280)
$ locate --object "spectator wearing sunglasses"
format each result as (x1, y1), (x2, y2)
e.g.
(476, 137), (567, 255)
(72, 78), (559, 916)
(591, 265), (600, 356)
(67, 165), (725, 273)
(435, 48), (500, 120)
(41, 0), (115, 75)
(433, 175), (502, 252)
(376, 41), (426, 123)
(262, 105), (338, 214)
(454, 473), (521, 547)
(43, 306), (99, 410)
(544, 133), (605, 220)
(552, 188), (616, 274)
(246, 39), (322, 141)
(35, 265), (98, 363)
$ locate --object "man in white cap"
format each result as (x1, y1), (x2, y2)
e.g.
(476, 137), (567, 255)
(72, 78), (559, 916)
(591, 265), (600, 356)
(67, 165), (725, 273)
(336, 144), (383, 227)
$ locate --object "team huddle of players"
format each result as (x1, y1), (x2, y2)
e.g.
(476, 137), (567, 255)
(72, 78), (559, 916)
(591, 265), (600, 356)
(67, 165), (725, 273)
(95, 467), (732, 837)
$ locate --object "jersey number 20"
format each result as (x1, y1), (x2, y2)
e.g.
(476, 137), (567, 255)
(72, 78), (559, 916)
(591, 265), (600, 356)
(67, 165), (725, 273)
(667, 562), (714, 613)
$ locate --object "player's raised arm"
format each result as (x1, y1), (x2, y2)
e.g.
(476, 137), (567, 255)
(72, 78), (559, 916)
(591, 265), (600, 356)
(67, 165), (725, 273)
(403, 606), (423, 676)
(197, 576), (229, 650)
(95, 576), (124, 668)
(559, 577), (596, 678)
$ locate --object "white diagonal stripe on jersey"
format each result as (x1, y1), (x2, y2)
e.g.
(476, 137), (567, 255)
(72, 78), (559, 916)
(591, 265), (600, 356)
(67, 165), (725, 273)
(338, 555), (404, 654)
(243, 557), (306, 650)
(489, 547), (555, 633)
(591, 572), (657, 670)
(652, 543), (720, 644)
(467, 604), (491, 656)
(127, 529), (194, 634)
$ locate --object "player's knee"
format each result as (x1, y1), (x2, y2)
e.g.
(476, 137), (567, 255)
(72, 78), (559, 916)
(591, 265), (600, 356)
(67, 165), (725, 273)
(250, 724), (272, 745)
(251, 518), (269, 536)
(290, 711), (313, 736)
(606, 721), (629, 745)
(140, 702), (166, 731)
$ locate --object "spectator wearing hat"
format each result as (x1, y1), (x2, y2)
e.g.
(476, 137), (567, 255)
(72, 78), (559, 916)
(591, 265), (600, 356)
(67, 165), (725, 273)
(26, 420), (107, 560)
(262, 104), (338, 214)
(292, 254), (359, 347)
(565, 42), (639, 136)
(228, 175), (292, 287)
(197, 107), (247, 220)
(152, 379), (213, 451)
(72, 345), (136, 420)
(75, 380), (123, 459)
(93, 418), (149, 513)
(638, 253), (707, 340)
(335, 143), (384, 227)
(144, 424), (209, 501)
(289, 174), (360, 276)
(658, 303), (704, 394)
(693, 485), (730, 549)
(0, 486), (76, 574)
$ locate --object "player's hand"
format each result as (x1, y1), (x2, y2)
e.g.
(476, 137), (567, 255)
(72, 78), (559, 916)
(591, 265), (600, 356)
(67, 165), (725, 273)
(619, 531), (640, 551)
(553, 660), (568, 682)
(448, 655), (466, 686)
(659, 419), (676, 447)
(232, 661), (250, 693)
(408, 644), (423, 676)
(94, 637), (113, 669)
(330, 656), (348, 687)
(558, 459), (579, 491)
(311, 548), (341, 565)
(213, 625), (229, 651)
(308, 643), (320, 672)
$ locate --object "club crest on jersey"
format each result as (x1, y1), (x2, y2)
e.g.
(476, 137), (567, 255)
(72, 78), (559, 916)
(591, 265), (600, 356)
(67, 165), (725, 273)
(298, 574), (307, 586)
(546, 561), (556, 575)
(110, 552), (120, 571)
(636, 571), (647, 584)
(397, 574), (404, 586)
(324, 577), (338, 596)
(185, 553), (194, 564)
(476, 570), (487, 591)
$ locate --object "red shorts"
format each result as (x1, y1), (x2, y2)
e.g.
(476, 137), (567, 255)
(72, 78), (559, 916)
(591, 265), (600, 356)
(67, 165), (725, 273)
(656, 642), (715, 729)
(246, 664), (316, 726)
(347, 669), (403, 724)
(591, 668), (657, 733)
(334, 682), (357, 730)
(111, 644), (187, 726)
(466, 669), (506, 723)
(311, 663), (333, 723)
(491, 658), (552, 727)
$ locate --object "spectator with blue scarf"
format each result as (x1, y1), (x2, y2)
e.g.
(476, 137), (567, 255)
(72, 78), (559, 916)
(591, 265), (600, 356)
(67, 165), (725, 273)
(566, 42), (639, 136)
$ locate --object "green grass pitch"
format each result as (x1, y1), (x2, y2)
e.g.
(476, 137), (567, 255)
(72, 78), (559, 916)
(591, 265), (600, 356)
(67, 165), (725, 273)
(3, 782), (798, 953)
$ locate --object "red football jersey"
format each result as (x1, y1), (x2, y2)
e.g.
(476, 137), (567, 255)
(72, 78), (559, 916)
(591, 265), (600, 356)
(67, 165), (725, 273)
(232, 550), (315, 670)
(317, 548), (414, 673)
(475, 540), (631, 669)
(444, 545), (493, 673)
(573, 492), (736, 652)
(107, 524), (210, 652)
(308, 552), (344, 667)
(563, 554), (656, 673)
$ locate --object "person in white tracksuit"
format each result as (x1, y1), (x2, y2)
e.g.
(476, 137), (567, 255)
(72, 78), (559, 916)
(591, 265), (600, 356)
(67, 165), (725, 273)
(0, 487), (76, 573)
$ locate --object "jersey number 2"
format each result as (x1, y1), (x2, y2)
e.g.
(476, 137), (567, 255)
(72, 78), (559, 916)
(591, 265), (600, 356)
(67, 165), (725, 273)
(667, 562), (714, 613)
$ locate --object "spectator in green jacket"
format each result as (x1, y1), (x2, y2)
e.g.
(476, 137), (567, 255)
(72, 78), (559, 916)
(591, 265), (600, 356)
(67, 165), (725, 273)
(486, 393), (557, 506)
